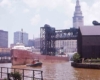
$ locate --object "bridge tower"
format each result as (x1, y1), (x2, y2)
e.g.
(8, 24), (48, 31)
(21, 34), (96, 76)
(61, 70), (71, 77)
(40, 24), (56, 55)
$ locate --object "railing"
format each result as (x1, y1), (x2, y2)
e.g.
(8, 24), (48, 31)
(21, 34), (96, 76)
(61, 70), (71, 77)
(0, 67), (43, 80)
(0, 56), (11, 63)
(55, 35), (77, 40)
(0, 59), (11, 63)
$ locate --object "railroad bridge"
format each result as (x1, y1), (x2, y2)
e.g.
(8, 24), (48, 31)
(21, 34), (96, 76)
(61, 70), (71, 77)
(40, 24), (78, 55)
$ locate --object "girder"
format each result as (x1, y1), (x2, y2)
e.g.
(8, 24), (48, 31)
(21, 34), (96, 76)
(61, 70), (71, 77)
(40, 24), (78, 55)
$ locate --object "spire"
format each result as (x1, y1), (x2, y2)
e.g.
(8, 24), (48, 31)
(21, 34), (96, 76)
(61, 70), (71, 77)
(73, 0), (84, 28)
(76, 0), (80, 6)
(74, 0), (82, 16)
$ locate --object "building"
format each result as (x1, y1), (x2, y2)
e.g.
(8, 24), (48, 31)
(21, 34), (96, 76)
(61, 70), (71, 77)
(0, 30), (8, 48)
(0, 48), (10, 53)
(67, 0), (83, 52)
(55, 0), (83, 53)
(28, 39), (34, 47)
(34, 38), (40, 49)
(56, 40), (77, 53)
(14, 31), (28, 46)
(0, 48), (11, 57)
(77, 26), (100, 58)
(73, 0), (84, 28)
(10, 43), (15, 48)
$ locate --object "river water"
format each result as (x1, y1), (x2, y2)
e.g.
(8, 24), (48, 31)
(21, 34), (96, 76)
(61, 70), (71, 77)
(0, 61), (100, 80)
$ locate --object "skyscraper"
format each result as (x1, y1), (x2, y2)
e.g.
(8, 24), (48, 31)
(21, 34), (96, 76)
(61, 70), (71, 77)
(0, 30), (8, 48)
(28, 39), (34, 47)
(14, 31), (28, 46)
(73, 0), (84, 28)
(34, 38), (40, 49)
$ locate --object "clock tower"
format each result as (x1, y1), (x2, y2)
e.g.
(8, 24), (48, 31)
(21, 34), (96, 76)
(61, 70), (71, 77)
(73, 0), (84, 28)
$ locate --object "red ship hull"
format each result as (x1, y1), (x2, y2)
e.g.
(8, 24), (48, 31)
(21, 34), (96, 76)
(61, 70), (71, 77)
(11, 49), (69, 65)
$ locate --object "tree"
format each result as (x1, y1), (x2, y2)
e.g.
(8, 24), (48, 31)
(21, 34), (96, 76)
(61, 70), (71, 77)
(8, 71), (22, 80)
(73, 53), (81, 63)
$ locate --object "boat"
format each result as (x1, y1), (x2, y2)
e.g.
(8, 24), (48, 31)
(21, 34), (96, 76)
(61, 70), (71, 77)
(26, 59), (42, 67)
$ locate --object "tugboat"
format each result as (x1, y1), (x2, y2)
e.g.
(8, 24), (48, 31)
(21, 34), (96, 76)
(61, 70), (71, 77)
(26, 59), (42, 67)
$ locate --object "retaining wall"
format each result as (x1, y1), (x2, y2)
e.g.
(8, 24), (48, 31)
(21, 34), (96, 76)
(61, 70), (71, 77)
(71, 62), (100, 69)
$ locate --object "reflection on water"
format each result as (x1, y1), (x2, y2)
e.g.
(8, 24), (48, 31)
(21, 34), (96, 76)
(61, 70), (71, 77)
(0, 61), (100, 80)
(74, 68), (100, 80)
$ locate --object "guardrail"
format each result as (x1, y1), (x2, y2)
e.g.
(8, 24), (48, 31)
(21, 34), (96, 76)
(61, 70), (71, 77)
(0, 59), (11, 63)
(0, 67), (43, 80)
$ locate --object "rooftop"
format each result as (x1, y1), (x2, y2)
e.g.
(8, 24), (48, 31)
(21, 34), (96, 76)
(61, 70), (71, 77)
(80, 26), (100, 35)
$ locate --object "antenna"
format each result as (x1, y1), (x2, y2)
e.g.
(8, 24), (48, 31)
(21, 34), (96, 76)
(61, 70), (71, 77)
(33, 35), (34, 40)
(21, 29), (23, 44)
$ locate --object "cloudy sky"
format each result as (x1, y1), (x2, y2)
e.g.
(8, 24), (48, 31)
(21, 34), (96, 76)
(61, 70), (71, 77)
(0, 0), (100, 46)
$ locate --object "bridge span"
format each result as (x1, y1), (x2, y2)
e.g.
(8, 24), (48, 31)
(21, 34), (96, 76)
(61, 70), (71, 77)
(40, 24), (78, 55)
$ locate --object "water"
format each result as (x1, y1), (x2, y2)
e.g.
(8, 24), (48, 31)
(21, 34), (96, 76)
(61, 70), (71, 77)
(0, 61), (100, 80)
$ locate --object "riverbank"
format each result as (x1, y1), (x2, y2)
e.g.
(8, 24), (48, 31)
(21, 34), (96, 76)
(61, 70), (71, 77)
(71, 62), (100, 69)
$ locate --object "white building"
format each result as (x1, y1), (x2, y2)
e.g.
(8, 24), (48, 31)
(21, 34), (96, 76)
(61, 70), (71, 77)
(34, 38), (40, 49)
(56, 40), (77, 53)
(73, 0), (84, 28)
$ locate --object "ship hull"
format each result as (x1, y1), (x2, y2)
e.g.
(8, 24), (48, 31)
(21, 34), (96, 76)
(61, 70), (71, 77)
(26, 62), (42, 67)
(11, 49), (69, 65)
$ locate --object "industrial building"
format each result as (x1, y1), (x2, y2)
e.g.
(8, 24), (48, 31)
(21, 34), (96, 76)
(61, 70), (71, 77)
(77, 26), (100, 58)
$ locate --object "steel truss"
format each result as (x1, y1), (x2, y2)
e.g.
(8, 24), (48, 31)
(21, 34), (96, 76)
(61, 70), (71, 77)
(40, 24), (56, 55)
(40, 24), (78, 55)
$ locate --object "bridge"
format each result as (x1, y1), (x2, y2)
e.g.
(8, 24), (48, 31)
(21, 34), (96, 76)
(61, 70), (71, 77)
(40, 24), (78, 55)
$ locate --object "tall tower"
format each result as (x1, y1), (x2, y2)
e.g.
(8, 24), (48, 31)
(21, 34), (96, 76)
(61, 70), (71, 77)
(73, 0), (84, 28)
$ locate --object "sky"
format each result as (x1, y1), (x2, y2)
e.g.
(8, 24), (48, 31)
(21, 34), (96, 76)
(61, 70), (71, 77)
(0, 0), (100, 46)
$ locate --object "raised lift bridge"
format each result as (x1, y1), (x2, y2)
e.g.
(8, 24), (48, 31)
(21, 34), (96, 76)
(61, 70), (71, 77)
(40, 24), (78, 56)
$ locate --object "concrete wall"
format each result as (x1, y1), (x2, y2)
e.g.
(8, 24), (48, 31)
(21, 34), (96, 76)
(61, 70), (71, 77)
(11, 49), (69, 65)
(71, 62), (100, 69)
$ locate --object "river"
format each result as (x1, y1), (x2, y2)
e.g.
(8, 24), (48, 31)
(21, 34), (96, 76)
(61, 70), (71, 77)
(0, 61), (100, 80)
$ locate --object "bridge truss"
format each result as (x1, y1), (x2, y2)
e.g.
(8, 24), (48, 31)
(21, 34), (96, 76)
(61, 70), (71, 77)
(40, 24), (78, 55)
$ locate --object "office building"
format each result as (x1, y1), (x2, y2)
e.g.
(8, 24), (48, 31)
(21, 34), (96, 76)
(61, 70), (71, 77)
(28, 39), (34, 47)
(34, 38), (40, 49)
(14, 31), (28, 46)
(0, 30), (8, 48)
